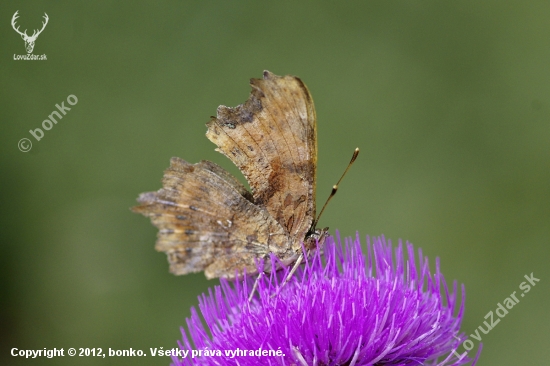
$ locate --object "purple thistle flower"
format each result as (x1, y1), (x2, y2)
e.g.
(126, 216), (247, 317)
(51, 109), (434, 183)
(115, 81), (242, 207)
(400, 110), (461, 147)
(172, 233), (482, 365)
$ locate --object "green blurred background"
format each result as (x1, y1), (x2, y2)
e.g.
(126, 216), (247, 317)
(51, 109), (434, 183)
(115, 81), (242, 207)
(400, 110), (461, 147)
(2, 1), (549, 365)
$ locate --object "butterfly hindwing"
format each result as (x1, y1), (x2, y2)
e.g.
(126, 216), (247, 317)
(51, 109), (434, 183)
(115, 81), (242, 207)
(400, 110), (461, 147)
(132, 158), (291, 279)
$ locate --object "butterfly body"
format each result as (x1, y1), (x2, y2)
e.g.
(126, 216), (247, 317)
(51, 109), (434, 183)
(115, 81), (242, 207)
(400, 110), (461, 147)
(133, 71), (326, 279)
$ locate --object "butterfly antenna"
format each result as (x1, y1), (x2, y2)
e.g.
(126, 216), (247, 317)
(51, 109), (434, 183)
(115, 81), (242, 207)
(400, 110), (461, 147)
(312, 147), (359, 228)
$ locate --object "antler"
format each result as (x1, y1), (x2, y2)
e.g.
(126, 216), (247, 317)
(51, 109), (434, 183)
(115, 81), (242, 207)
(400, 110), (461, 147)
(30, 13), (49, 39)
(11, 11), (49, 40)
(11, 10), (27, 37)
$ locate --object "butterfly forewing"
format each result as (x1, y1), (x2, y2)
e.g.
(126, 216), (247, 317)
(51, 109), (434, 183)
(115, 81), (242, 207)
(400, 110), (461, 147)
(206, 71), (317, 238)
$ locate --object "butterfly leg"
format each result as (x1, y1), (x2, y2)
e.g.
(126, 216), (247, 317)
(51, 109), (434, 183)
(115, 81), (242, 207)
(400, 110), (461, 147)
(283, 252), (304, 285)
(271, 230), (327, 298)
(269, 252), (305, 299)
(248, 272), (264, 302)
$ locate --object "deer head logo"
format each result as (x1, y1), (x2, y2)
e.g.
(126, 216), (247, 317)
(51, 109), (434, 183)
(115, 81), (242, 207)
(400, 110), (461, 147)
(11, 11), (49, 54)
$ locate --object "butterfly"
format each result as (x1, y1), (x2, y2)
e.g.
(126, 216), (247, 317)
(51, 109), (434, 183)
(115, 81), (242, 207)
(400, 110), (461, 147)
(133, 71), (328, 279)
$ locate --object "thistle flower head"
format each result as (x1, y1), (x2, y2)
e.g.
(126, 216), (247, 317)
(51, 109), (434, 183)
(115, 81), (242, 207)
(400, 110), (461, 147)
(172, 233), (481, 365)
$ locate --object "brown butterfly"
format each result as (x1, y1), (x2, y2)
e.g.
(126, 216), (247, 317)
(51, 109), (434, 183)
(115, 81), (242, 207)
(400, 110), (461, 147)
(133, 71), (328, 280)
